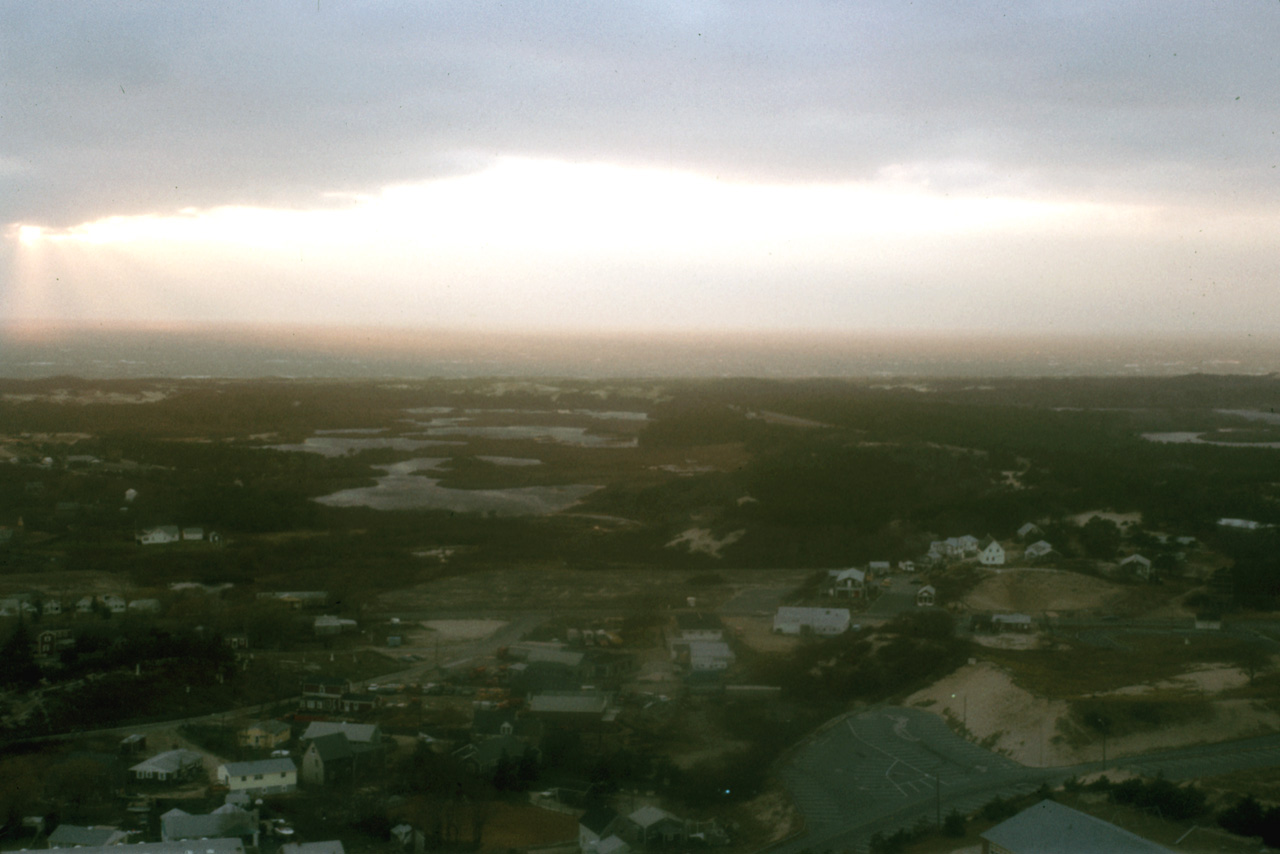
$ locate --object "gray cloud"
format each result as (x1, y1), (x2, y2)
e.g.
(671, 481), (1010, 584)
(3, 1), (1279, 227)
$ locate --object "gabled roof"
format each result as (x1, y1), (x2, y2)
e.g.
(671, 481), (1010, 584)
(580, 806), (619, 835)
(244, 719), (291, 736)
(280, 843), (345, 854)
(308, 733), (354, 762)
(526, 648), (585, 668)
(597, 836), (630, 854)
(774, 606), (851, 629)
(161, 806), (256, 842)
(302, 721), (379, 743)
(831, 567), (865, 583)
(48, 824), (127, 848)
(629, 805), (679, 828)
(528, 692), (610, 715)
(981, 800), (1171, 854)
(221, 757), (296, 777)
(130, 749), (202, 775)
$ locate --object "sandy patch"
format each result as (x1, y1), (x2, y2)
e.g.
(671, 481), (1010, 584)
(909, 662), (1072, 766)
(1103, 663), (1252, 697)
(739, 787), (804, 845)
(723, 615), (800, 654)
(666, 528), (745, 558)
(421, 619), (507, 641)
(963, 568), (1128, 613)
(909, 661), (1280, 767)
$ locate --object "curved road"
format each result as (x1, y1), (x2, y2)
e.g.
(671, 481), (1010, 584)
(769, 705), (1280, 854)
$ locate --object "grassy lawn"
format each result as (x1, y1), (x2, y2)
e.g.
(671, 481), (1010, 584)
(477, 801), (578, 851)
(981, 635), (1260, 698)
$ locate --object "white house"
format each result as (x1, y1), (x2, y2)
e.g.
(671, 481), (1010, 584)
(137, 525), (180, 545)
(217, 758), (297, 794)
(915, 585), (936, 607)
(101, 594), (127, 614)
(828, 568), (866, 598)
(979, 537), (1006, 566)
(42, 598), (61, 616)
(314, 615), (358, 635)
(130, 749), (204, 782)
(182, 527), (204, 541)
(773, 607), (851, 636)
(1120, 553), (1153, 579)
(1017, 522), (1043, 541)
(957, 535), (980, 555)
(898, 560), (916, 573)
(686, 640), (735, 671)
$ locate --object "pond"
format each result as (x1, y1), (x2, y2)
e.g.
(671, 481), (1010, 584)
(267, 437), (465, 457)
(1141, 432), (1280, 449)
(313, 457), (600, 514)
(404, 422), (637, 448)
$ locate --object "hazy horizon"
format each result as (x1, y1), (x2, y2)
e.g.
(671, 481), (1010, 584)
(2, 322), (1278, 380)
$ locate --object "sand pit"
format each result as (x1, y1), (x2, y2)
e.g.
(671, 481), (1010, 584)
(1104, 663), (1253, 697)
(909, 661), (1280, 767)
(963, 568), (1127, 613)
(665, 527), (745, 558)
(723, 615), (800, 654)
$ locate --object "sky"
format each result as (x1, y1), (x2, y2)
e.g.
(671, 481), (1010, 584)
(3, 2), (1280, 336)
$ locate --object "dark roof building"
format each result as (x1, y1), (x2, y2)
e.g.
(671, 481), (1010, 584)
(981, 800), (1172, 854)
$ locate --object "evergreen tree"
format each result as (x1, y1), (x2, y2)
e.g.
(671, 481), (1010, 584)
(0, 622), (41, 689)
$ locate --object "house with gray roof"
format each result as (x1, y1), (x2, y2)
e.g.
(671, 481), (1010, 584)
(300, 729), (382, 787)
(53, 840), (244, 854)
(160, 805), (257, 844)
(773, 606), (851, 636)
(980, 799), (1171, 853)
(625, 806), (685, 846)
(827, 568), (866, 598)
(579, 807), (624, 854)
(301, 721), (380, 745)
(526, 691), (616, 727)
(280, 842), (344, 854)
(1023, 540), (1055, 560)
(129, 749), (204, 783)
(48, 824), (128, 848)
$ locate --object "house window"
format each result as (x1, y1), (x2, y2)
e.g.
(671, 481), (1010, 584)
(254, 774), (264, 780)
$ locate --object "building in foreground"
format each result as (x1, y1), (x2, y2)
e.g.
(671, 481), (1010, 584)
(981, 800), (1172, 854)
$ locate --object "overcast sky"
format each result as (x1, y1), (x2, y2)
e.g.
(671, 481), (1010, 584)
(3, 2), (1279, 335)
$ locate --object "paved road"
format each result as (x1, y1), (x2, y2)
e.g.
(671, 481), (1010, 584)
(769, 705), (1280, 854)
